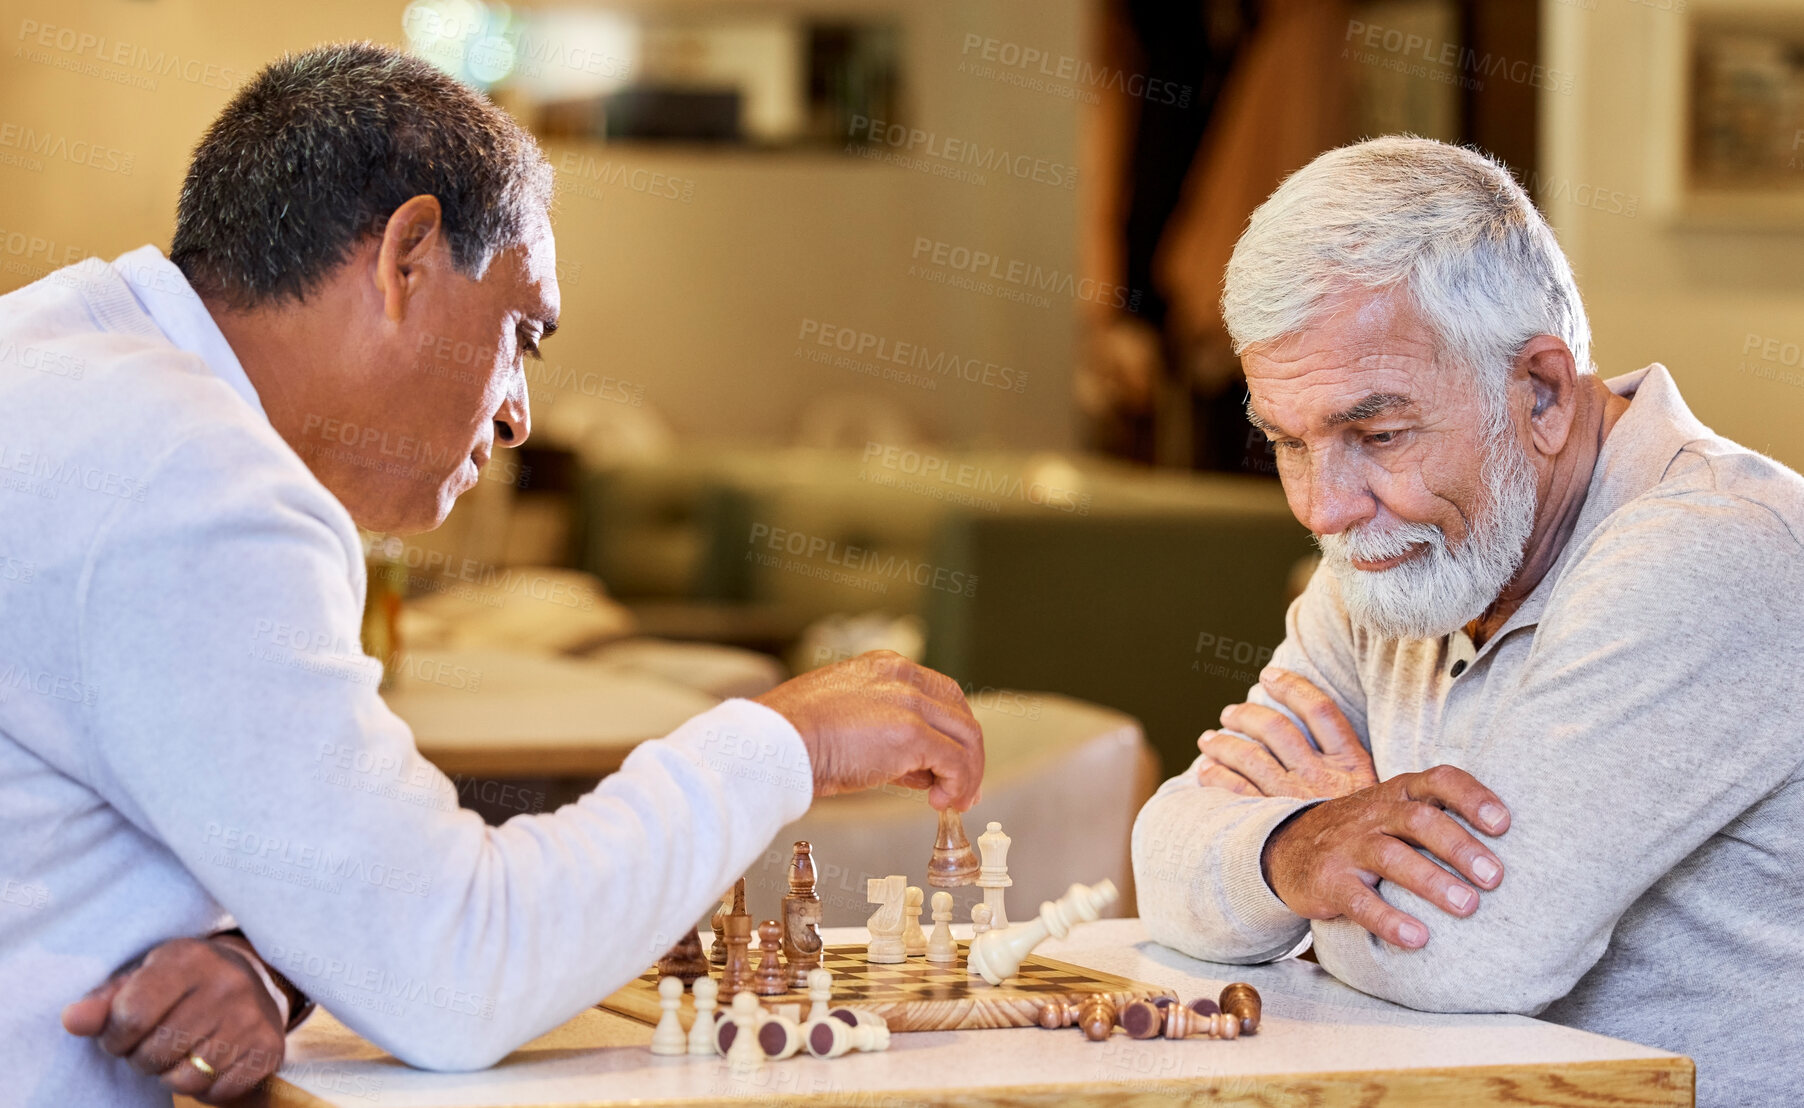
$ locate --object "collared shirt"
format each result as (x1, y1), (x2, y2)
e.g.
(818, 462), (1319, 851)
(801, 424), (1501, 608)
(1134, 365), (1804, 1108)
(0, 248), (813, 1107)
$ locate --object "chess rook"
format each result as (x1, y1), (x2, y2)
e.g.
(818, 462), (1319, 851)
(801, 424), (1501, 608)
(976, 820), (1012, 927)
(967, 879), (1119, 986)
(1220, 982), (1262, 1035)
(927, 807), (980, 886)
(781, 841), (824, 986)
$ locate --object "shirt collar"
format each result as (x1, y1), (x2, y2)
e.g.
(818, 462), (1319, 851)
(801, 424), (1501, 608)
(1477, 363), (1711, 649)
(113, 245), (268, 421)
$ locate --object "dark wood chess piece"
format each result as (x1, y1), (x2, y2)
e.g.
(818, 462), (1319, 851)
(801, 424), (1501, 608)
(656, 923), (709, 986)
(719, 879), (753, 994)
(781, 841), (823, 986)
(927, 807), (980, 887)
(709, 887), (731, 966)
(753, 919), (788, 996)
(1219, 982), (1261, 1034)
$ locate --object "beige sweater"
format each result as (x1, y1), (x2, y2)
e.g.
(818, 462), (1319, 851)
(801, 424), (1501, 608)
(1133, 365), (1804, 1108)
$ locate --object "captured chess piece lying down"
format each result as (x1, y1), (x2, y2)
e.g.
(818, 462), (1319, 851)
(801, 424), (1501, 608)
(1053, 983), (1262, 1042)
(967, 879), (1119, 986)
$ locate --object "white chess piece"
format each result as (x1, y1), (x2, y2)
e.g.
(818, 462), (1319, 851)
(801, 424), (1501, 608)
(866, 875), (906, 963)
(806, 967), (832, 1024)
(970, 902), (993, 937)
(926, 891), (956, 963)
(977, 821), (1012, 928)
(688, 976), (719, 1055)
(726, 991), (764, 1074)
(805, 1017), (892, 1058)
(650, 976), (686, 1055)
(902, 886), (926, 956)
(967, 879), (1118, 986)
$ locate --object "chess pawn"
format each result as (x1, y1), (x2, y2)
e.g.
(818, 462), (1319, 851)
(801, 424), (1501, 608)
(829, 1006), (887, 1030)
(1220, 982), (1262, 1034)
(927, 806), (980, 886)
(726, 991), (765, 1073)
(805, 1017), (891, 1058)
(866, 875), (906, 963)
(806, 967), (832, 1024)
(1163, 1005), (1239, 1040)
(688, 977), (719, 1055)
(720, 910), (754, 995)
(1037, 999), (1079, 1029)
(709, 888), (733, 966)
(753, 920), (788, 996)
(902, 886), (927, 956)
(925, 891), (957, 964)
(970, 902), (993, 938)
(656, 924), (708, 986)
(781, 841), (824, 986)
(976, 820), (1012, 928)
(650, 976), (687, 1055)
(1077, 995), (1117, 1042)
(1118, 997), (1166, 1040)
(757, 1012), (804, 1060)
(967, 879), (1119, 986)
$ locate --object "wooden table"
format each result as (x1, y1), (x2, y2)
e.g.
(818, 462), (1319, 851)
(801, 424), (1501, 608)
(263, 920), (1692, 1107)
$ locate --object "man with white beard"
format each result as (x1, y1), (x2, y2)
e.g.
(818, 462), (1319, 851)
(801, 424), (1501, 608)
(1131, 137), (1803, 1108)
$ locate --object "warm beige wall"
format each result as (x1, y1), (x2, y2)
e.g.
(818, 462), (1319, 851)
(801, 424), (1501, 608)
(0, 0), (1081, 450)
(1542, 0), (1804, 471)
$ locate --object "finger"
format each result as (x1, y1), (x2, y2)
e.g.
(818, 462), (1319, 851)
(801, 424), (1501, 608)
(1401, 765), (1512, 837)
(1260, 668), (1363, 756)
(1196, 763), (1261, 796)
(99, 961), (196, 1058)
(62, 976), (126, 1037)
(128, 990), (220, 1077)
(1333, 877), (1430, 949)
(1218, 701), (1319, 770)
(1383, 799), (1506, 891)
(1357, 834), (1481, 919)
(204, 1031), (285, 1104)
(1198, 730), (1295, 797)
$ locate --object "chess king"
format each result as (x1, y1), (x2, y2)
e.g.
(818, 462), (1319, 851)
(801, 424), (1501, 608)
(1133, 137), (1804, 1108)
(0, 43), (985, 1106)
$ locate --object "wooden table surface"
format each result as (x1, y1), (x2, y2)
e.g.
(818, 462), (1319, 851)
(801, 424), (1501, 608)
(264, 919), (1692, 1107)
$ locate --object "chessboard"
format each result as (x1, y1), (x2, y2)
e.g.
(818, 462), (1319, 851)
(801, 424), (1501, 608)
(601, 943), (1175, 1033)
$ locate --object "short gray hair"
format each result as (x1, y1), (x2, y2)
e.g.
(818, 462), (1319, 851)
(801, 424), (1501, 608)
(171, 42), (553, 309)
(1222, 136), (1591, 428)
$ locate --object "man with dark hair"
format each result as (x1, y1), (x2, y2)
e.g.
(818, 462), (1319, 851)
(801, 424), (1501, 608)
(0, 43), (984, 1107)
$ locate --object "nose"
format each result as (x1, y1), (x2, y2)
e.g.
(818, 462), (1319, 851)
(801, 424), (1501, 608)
(494, 367), (531, 448)
(1287, 452), (1375, 538)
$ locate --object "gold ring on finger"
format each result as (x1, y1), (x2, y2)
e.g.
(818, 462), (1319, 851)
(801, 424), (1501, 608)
(186, 1053), (218, 1079)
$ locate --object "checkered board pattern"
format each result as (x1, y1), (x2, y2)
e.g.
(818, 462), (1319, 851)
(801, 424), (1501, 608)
(601, 943), (1176, 1033)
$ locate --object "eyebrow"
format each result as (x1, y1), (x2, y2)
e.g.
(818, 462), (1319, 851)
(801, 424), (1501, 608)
(1245, 392), (1415, 436)
(540, 317), (559, 339)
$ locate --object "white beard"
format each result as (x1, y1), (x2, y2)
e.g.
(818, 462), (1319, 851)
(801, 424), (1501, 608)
(1317, 426), (1540, 641)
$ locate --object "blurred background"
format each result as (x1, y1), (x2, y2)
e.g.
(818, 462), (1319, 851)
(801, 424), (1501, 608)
(6, 0), (1802, 920)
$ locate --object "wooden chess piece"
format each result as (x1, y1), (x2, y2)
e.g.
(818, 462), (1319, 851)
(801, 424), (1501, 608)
(1118, 997), (1165, 1040)
(757, 1012), (804, 1060)
(753, 919), (788, 996)
(720, 882), (754, 995)
(866, 875), (906, 963)
(805, 967), (832, 1025)
(726, 991), (765, 1073)
(1078, 995), (1117, 1041)
(709, 887), (733, 966)
(928, 807), (980, 886)
(650, 976), (687, 1055)
(781, 841), (824, 986)
(976, 820), (1012, 927)
(656, 923), (708, 986)
(1219, 982), (1262, 1034)
(968, 879), (1119, 985)
(688, 977), (719, 1055)
(829, 1006), (886, 1029)
(805, 1016), (891, 1058)
(925, 891), (957, 963)
(902, 886), (927, 956)
(1163, 1005), (1238, 1040)
(970, 902), (993, 937)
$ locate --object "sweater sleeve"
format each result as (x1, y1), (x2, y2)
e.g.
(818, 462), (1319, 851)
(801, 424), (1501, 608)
(75, 428), (813, 1070)
(1309, 493), (1804, 1014)
(1132, 564), (1370, 963)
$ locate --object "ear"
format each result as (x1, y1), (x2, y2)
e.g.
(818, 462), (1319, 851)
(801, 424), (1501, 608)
(1514, 334), (1579, 457)
(375, 195), (445, 324)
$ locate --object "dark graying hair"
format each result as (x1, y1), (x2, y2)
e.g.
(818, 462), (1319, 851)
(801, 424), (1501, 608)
(171, 42), (552, 308)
